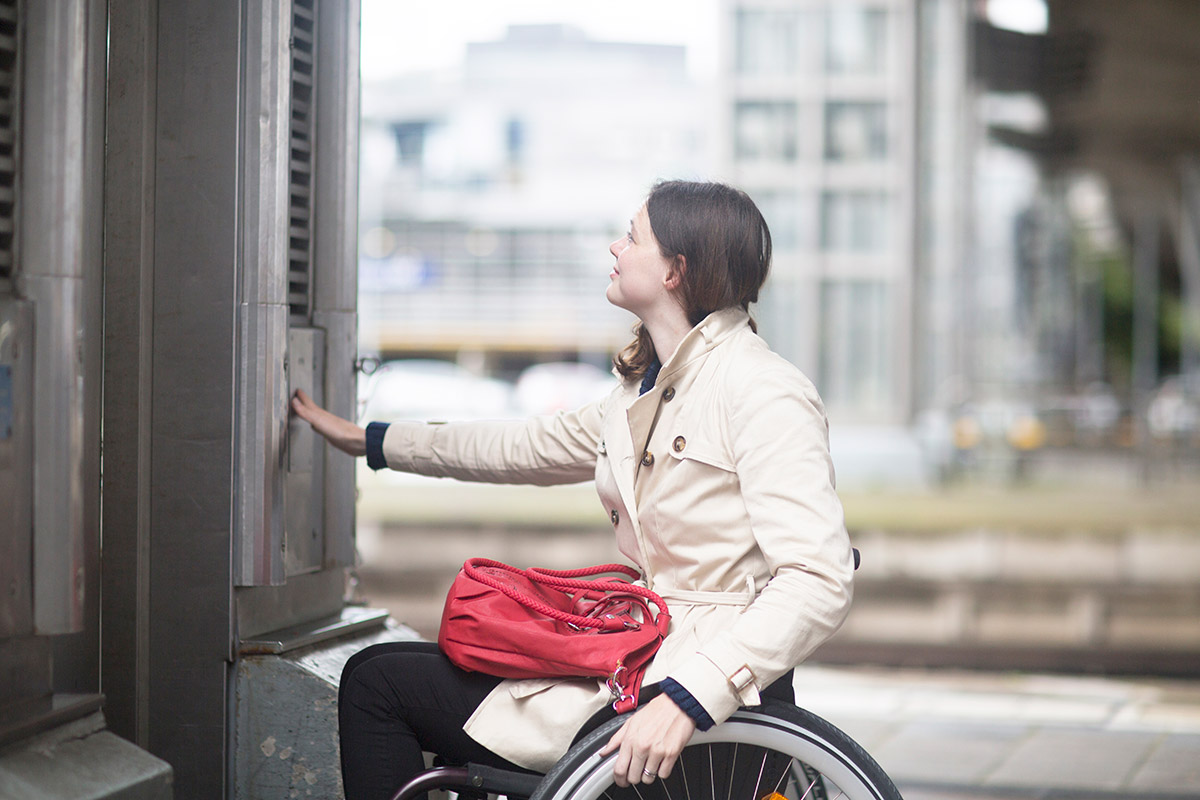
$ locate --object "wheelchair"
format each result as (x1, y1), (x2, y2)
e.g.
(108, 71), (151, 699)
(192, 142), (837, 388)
(391, 550), (897, 800)
(388, 696), (902, 800)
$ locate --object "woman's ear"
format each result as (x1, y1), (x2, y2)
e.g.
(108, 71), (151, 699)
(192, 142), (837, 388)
(664, 255), (686, 291)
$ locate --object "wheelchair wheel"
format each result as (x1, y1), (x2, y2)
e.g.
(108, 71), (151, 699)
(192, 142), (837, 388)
(532, 700), (901, 800)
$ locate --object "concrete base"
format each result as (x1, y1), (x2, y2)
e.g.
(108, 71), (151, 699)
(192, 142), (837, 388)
(233, 619), (421, 800)
(0, 712), (172, 800)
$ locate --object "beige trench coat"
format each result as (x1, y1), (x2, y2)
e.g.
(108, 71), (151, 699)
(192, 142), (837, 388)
(379, 307), (855, 771)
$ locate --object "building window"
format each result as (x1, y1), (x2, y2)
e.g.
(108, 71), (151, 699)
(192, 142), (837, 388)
(735, 9), (799, 76)
(819, 279), (891, 412)
(735, 102), (798, 162)
(825, 101), (888, 162)
(755, 190), (815, 252)
(826, 6), (889, 75)
(820, 190), (891, 252)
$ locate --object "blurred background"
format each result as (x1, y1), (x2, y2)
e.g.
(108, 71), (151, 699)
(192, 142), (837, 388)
(350, 0), (1200, 677)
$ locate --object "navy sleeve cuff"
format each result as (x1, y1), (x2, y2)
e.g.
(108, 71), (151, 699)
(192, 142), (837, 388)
(365, 422), (390, 471)
(660, 678), (716, 731)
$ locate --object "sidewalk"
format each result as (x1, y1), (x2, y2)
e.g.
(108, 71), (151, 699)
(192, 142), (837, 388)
(792, 665), (1200, 799)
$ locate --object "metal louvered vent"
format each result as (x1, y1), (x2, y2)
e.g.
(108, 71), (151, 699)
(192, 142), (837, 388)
(0, 0), (17, 281)
(288, 0), (316, 323)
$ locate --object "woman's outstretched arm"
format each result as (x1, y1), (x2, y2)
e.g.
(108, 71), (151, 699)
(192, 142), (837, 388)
(290, 388), (367, 457)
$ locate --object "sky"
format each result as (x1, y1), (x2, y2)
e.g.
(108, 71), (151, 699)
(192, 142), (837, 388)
(360, 0), (1047, 81)
(359, 0), (721, 81)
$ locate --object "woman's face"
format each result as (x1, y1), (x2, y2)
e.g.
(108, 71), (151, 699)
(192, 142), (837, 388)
(606, 204), (676, 319)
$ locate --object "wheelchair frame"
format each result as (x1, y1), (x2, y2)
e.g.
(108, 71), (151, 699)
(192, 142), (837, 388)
(387, 699), (902, 800)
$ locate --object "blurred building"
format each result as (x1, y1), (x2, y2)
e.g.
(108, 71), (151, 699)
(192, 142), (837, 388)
(720, 0), (974, 424)
(358, 24), (713, 373)
(360, 2), (1200, 443)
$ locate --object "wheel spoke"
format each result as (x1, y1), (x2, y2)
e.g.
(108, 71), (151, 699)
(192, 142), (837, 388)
(770, 757), (796, 796)
(708, 744), (715, 800)
(724, 743), (736, 800)
(531, 705), (900, 800)
(679, 747), (692, 800)
(751, 749), (768, 800)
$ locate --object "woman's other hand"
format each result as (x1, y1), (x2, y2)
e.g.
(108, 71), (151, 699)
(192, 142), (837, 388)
(598, 693), (697, 787)
(290, 388), (368, 457)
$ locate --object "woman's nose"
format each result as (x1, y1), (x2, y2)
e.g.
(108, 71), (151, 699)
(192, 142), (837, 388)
(609, 239), (622, 257)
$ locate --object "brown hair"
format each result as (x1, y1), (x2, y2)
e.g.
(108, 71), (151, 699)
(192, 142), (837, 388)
(613, 181), (773, 380)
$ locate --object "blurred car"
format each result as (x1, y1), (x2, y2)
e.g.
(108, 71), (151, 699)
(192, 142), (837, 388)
(1038, 382), (1124, 448)
(513, 361), (617, 416)
(357, 359), (517, 424)
(952, 400), (1046, 452)
(1147, 373), (1200, 442)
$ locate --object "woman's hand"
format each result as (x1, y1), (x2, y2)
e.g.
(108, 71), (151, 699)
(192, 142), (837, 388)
(598, 693), (697, 787)
(290, 389), (368, 457)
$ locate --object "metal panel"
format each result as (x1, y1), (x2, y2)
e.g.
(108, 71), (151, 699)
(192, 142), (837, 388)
(0, 296), (32, 639)
(101, 0), (157, 747)
(313, 310), (355, 566)
(287, 0), (316, 325)
(234, 303), (288, 586)
(0, 636), (50, 714)
(0, 0), (16, 283)
(20, 274), (85, 634)
(285, 326), (324, 576)
(50, 0), (106, 697)
(20, 0), (88, 636)
(235, 569), (345, 642)
(312, 0), (360, 569)
(234, 0), (291, 587)
(149, 0), (239, 793)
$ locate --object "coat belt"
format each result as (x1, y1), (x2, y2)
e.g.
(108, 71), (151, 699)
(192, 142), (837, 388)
(654, 575), (757, 610)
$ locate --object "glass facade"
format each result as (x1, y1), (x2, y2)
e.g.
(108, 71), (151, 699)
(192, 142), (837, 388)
(735, 101), (799, 162)
(735, 8), (825, 76)
(729, 1), (908, 420)
(819, 279), (891, 412)
(825, 101), (889, 162)
(820, 190), (891, 252)
(755, 189), (816, 252)
(826, 5), (890, 75)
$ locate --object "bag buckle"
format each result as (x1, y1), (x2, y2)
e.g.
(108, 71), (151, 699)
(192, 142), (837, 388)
(606, 663), (627, 700)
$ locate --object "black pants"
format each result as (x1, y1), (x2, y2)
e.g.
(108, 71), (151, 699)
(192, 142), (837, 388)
(338, 641), (522, 800)
(338, 640), (796, 800)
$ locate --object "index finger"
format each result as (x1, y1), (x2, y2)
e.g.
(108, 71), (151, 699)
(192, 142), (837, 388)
(598, 722), (626, 756)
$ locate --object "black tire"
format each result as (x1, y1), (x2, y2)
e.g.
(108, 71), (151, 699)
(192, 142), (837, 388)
(532, 700), (902, 800)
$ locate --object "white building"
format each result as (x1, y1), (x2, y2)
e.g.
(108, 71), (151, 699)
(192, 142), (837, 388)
(720, 0), (971, 424)
(358, 24), (714, 368)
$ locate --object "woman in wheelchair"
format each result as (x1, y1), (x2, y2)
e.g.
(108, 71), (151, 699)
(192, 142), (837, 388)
(293, 181), (858, 800)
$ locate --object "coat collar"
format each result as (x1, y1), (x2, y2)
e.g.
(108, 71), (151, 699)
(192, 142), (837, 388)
(657, 306), (752, 385)
(603, 306), (754, 572)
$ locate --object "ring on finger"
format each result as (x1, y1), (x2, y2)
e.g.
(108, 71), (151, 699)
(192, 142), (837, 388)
(642, 767), (657, 779)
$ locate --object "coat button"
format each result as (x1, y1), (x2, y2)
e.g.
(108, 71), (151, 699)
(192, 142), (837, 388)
(662, 387), (675, 402)
(641, 451), (654, 467)
(610, 509), (620, 525)
(673, 435), (686, 452)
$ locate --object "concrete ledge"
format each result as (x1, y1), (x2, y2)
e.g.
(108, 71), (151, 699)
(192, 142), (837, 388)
(0, 712), (172, 800)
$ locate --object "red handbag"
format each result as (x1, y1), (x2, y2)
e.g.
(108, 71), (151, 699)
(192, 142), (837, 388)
(438, 558), (671, 713)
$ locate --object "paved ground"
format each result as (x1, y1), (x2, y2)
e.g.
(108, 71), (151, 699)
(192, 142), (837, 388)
(791, 665), (1200, 799)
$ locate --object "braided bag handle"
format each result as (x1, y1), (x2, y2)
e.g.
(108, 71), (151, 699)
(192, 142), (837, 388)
(463, 558), (670, 633)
